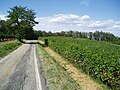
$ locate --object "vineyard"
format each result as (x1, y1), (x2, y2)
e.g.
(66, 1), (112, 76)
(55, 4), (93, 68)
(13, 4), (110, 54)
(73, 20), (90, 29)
(39, 37), (120, 90)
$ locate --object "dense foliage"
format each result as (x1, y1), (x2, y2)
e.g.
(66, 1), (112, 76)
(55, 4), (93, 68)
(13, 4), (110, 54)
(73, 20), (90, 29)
(40, 37), (120, 90)
(7, 6), (38, 41)
(36, 30), (120, 45)
(0, 20), (15, 41)
(0, 6), (38, 42)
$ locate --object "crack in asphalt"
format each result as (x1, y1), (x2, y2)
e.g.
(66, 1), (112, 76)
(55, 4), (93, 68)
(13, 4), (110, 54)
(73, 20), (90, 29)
(4, 45), (37, 90)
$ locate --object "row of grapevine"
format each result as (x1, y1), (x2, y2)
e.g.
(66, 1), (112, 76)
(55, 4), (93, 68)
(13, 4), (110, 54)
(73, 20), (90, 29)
(39, 37), (120, 90)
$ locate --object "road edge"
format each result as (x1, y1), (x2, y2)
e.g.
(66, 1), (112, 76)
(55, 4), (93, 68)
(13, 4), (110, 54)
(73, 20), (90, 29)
(34, 45), (43, 90)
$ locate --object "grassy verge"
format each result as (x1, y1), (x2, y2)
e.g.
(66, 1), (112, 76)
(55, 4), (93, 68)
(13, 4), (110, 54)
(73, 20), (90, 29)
(0, 40), (21, 58)
(37, 44), (81, 90)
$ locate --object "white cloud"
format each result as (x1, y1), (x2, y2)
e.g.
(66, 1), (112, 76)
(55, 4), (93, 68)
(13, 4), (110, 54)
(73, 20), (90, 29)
(0, 14), (7, 20)
(80, 0), (91, 6)
(0, 13), (119, 36)
(81, 15), (90, 20)
(34, 14), (120, 36)
(89, 20), (114, 29)
(113, 25), (120, 28)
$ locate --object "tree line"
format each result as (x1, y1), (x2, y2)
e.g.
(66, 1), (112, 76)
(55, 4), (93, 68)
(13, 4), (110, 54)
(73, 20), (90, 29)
(36, 30), (120, 45)
(0, 6), (120, 45)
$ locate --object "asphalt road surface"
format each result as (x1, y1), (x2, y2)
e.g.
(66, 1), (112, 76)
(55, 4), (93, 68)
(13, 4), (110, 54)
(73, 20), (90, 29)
(0, 41), (47, 90)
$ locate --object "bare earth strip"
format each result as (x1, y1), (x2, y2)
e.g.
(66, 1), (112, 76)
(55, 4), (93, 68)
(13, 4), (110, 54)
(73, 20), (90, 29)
(0, 42), (46, 90)
(44, 47), (103, 90)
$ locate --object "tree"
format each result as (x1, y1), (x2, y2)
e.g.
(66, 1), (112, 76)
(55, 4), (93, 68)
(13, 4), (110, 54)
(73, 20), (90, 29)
(81, 32), (88, 38)
(7, 6), (38, 41)
(42, 31), (48, 37)
(34, 30), (43, 38)
(67, 30), (73, 37)
(47, 31), (53, 36)
(93, 31), (100, 40)
(74, 31), (80, 37)
(0, 20), (7, 41)
(89, 32), (93, 40)
(61, 31), (66, 36)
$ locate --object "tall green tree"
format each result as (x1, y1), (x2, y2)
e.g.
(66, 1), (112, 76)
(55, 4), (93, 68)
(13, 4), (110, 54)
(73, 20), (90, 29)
(7, 6), (38, 41)
(0, 20), (7, 41)
(89, 32), (93, 40)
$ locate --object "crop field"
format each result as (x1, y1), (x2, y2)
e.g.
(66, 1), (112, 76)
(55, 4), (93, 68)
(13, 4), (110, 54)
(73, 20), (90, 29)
(39, 37), (120, 90)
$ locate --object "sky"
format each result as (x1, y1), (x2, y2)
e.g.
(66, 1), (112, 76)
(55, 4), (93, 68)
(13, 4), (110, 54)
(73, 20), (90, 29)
(0, 0), (120, 36)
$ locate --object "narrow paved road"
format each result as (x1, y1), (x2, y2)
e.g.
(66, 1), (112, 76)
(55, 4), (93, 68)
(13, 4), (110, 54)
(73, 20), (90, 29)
(0, 41), (47, 90)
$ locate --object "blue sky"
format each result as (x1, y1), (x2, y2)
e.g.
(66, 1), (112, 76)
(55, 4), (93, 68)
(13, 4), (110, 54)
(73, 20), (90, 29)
(0, 0), (120, 36)
(0, 0), (120, 20)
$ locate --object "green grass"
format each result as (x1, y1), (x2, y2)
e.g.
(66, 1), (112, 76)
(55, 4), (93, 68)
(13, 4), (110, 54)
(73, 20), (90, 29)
(0, 40), (21, 58)
(37, 44), (81, 90)
(39, 37), (120, 90)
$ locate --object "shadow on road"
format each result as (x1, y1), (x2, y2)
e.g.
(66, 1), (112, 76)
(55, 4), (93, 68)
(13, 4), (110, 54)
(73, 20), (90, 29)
(24, 41), (48, 47)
